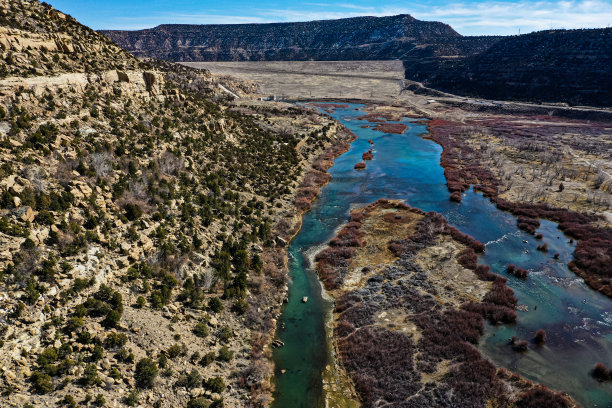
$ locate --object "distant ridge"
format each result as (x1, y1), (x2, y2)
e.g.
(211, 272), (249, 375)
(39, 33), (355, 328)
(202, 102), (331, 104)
(405, 28), (612, 107)
(100, 15), (611, 107)
(100, 14), (498, 62)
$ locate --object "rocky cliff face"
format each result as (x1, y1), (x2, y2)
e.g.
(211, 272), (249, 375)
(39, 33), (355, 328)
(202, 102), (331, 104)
(405, 28), (612, 107)
(100, 15), (475, 62)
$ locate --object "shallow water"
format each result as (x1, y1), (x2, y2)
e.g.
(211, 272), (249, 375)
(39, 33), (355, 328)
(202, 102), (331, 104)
(272, 103), (612, 407)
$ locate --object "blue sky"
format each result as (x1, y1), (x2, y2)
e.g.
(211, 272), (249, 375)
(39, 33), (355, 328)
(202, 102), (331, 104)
(49, 0), (612, 35)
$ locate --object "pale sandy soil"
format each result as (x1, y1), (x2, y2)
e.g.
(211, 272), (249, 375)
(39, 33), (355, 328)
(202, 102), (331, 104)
(182, 61), (405, 100)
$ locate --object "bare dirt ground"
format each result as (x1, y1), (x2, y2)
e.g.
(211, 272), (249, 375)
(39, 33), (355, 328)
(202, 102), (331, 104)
(181, 61), (405, 100)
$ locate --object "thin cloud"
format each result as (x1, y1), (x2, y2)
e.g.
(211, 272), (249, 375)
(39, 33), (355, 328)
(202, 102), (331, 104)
(101, 0), (612, 34)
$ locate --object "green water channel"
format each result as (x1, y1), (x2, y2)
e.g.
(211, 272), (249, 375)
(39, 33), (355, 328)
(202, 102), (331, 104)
(272, 103), (612, 407)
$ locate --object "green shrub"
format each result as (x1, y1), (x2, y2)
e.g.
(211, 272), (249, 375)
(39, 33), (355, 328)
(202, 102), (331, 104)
(77, 330), (92, 344)
(199, 352), (216, 367)
(79, 364), (101, 386)
(187, 398), (210, 408)
(217, 326), (233, 343)
(64, 316), (84, 333)
(232, 298), (248, 315)
(136, 295), (146, 308)
(30, 371), (53, 394)
(217, 346), (233, 363)
(208, 297), (223, 313)
(124, 203), (142, 221)
(175, 368), (202, 389)
(167, 344), (182, 359)
(135, 358), (158, 389)
(91, 344), (104, 361)
(102, 309), (121, 328)
(94, 394), (106, 406)
(124, 390), (139, 407)
(158, 353), (167, 368)
(193, 322), (209, 338)
(60, 394), (77, 408)
(115, 347), (134, 364)
(109, 367), (121, 380)
(104, 332), (128, 349)
(205, 376), (225, 393)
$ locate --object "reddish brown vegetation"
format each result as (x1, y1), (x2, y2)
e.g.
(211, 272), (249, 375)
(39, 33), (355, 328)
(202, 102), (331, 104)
(568, 228), (612, 297)
(323, 200), (570, 407)
(516, 385), (572, 408)
(308, 103), (349, 114)
(372, 123), (408, 134)
(534, 330), (546, 345)
(315, 209), (365, 289)
(338, 327), (421, 406)
(368, 139), (374, 145)
(426, 118), (612, 298)
(425, 119), (500, 198)
(592, 362), (612, 382)
(513, 340), (529, 352)
(362, 150), (374, 160)
(507, 264), (529, 279)
(450, 191), (462, 202)
(354, 161), (366, 170)
(537, 243), (549, 252)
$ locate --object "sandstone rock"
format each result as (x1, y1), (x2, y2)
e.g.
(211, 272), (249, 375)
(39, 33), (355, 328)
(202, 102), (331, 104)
(54, 38), (74, 53)
(117, 71), (130, 82)
(128, 248), (140, 262)
(9, 182), (25, 195)
(140, 236), (154, 252)
(143, 71), (162, 94)
(17, 206), (36, 222)
(103, 70), (119, 83)
(70, 187), (84, 200)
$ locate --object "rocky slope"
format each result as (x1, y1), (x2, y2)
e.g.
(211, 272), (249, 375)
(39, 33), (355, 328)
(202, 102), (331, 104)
(404, 28), (612, 107)
(100, 15), (500, 62)
(0, 1), (349, 407)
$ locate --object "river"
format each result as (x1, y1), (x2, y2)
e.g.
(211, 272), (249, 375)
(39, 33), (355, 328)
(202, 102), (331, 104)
(272, 103), (612, 407)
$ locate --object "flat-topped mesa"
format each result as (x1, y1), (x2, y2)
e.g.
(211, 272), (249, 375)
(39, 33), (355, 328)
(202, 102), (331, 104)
(99, 14), (467, 62)
(316, 199), (575, 407)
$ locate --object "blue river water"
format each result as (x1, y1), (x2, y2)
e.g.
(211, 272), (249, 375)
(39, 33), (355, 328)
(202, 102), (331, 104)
(272, 103), (612, 407)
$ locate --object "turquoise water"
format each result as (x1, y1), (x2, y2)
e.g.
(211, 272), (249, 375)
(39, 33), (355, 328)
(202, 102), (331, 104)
(272, 104), (612, 407)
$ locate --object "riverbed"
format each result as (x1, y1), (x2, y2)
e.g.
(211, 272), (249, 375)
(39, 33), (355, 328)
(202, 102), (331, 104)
(272, 103), (612, 407)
